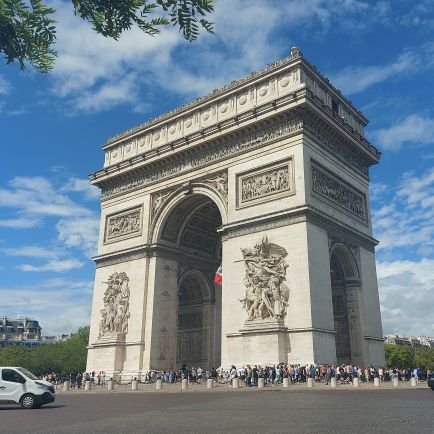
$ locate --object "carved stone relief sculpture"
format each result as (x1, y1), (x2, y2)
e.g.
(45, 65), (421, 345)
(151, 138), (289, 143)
(98, 272), (130, 339)
(239, 236), (289, 321)
(201, 171), (228, 204)
(237, 160), (294, 208)
(311, 162), (367, 222)
(151, 189), (175, 219)
(241, 167), (289, 201)
(105, 207), (142, 243)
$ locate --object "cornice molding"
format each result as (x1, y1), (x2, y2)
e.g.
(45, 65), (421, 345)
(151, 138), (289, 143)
(96, 109), (375, 202)
(219, 205), (377, 251)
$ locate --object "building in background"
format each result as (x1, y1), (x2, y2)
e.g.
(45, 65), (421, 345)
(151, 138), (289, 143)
(0, 317), (71, 348)
(0, 316), (42, 348)
(385, 334), (434, 350)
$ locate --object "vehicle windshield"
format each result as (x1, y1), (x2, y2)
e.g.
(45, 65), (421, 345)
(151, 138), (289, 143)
(17, 367), (39, 380)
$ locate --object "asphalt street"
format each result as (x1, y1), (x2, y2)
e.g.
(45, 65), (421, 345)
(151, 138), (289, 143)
(0, 388), (433, 434)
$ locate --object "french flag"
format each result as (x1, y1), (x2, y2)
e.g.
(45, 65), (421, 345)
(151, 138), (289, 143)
(214, 264), (222, 285)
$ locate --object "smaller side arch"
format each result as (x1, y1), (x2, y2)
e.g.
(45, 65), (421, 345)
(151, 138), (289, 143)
(178, 270), (214, 303)
(329, 243), (359, 281)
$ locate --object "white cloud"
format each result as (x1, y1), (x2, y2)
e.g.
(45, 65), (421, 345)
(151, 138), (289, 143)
(50, 0), (180, 112)
(0, 176), (93, 217)
(17, 258), (84, 273)
(0, 218), (41, 229)
(44, 0), (402, 114)
(0, 279), (93, 334)
(372, 167), (434, 253)
(369, 182), (389, 201)
(2, 246), (60, 259)
(397, 1), (434, 28)
(0, 175), (100, 272)
(331, 52), (415, 95)
(378, 258), (434, 336)
(0, 75), (10, 95)
(61, 178), (100, 200)
(373, 114), (434, 151)
(56, 217), (100, 257)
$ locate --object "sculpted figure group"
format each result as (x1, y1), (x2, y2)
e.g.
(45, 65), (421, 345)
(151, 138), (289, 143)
(240, 236), (289, 321)
(99, 272), (130, 338)
(241, 168), (289, 202)
(107, 210), (141, 240)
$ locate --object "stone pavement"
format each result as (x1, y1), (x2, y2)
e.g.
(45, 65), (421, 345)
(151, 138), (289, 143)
(1, 387), (433, 434)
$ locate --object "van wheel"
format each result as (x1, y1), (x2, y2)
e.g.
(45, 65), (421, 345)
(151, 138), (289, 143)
(21, 394), (36, 409)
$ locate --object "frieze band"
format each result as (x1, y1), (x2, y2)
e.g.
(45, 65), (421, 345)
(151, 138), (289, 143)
(100, 114), (371, 201)
(311, 162), (367, 222)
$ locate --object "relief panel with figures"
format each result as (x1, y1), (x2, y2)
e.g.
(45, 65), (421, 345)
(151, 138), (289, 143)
(236, 158), (295, 208)
(104, 206), (143, 244)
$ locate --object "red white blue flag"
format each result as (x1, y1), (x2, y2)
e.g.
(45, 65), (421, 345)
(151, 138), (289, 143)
(214, 264), (222, 285)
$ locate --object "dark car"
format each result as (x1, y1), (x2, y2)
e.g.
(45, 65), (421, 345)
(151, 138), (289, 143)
(427, 373), (434, 391)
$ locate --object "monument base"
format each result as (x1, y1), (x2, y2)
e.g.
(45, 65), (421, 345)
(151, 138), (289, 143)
(225, 319), (290, 367)
(86, 333), (126, 375)
(96, 332), (126, 344)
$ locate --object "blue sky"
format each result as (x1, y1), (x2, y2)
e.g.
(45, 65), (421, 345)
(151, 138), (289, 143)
(1, 0), (433, 336)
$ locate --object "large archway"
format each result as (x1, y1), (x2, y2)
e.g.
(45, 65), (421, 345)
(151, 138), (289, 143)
(330, 244), (364, 366)
(156, 193), (223, 370)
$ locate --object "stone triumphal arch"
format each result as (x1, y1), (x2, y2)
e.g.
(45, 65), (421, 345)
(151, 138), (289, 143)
(86, 48), (385, 376)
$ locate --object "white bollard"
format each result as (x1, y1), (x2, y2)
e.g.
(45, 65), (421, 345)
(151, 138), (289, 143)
(232, 378), (239, 388)
(156, 379), (163, 390)
(107, 380), (114, 391)
(410, 377), (417, 387)
(330, 377), (337, 388)
(258, 378), (265, 388)
(374, 377), (380, 387)
(207, 379), (214, 389)
(131, 379), (138, 391)
(393, 377), (399, 387)
(63, 381), (70, 391)
(307, 378), (314, 388)
(84, 381), (91, 391)
(283, 378), (289, 388)
(181, 379), (188, 390)
(353, 377), (359, 388)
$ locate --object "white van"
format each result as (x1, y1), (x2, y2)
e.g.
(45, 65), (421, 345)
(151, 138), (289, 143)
(0, 367), (55, 409)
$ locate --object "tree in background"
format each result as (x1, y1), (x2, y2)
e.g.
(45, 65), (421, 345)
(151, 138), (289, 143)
(1, 0), (214, 72)
(384, 344), (414, 370)
(0, 326), (90, 375)
(414, 347), (434, 372)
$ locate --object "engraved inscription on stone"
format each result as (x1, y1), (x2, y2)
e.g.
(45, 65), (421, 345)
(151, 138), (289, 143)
(237, 159), (294, 208)
(311, 162), (366, 222)
(105, 206), (142, 243)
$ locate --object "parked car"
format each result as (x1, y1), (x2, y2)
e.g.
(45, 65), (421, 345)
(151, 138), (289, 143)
(0, 367), (55, 408)
(428, 373), (434, 391)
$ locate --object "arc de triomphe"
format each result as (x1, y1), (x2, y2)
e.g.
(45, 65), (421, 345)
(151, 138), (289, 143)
(86, 48), (384, 376)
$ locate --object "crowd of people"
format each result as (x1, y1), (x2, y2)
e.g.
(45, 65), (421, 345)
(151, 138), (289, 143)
(37, 364), (431, 388)
(121, 364), (431, 386)
(38, 371), (107, 388)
